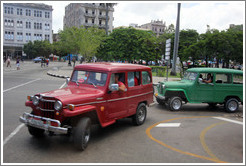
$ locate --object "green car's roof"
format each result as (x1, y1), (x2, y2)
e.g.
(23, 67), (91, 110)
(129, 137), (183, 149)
(187, 68), (243, 74)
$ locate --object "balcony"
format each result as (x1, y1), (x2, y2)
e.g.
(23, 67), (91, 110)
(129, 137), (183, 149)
(98, 15), (107, 19)
(84, 13), (96, 18)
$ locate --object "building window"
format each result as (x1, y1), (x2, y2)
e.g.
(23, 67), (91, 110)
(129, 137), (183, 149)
(45, 23), (50, 30)
(92, 10), (95, 15)
(34, 34), (42, 41)
(85, 19), (88, 23)
(92, 19), (94, 24)
(5, 19), (14, 27)
(26, 9), (31, 16)
(34, 22), (42, 30)
(17, 32), (23, 41)
(34, 10), (42, 17)
(85, 9), (88, 14)
(45, 12), (50, 18)
(26, 33), (31, 42)
(5, 7), (14, 14)
(5, 31), (14, 40)
(99, 20), (102, 25)
(17, 21), (23, 28)
(17, 8), (23, 15)
(45, 34), (50, 41)
(26, 22), (31, 29)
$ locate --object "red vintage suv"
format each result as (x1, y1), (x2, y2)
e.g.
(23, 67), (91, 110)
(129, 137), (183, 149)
(20, 63), (154, 150)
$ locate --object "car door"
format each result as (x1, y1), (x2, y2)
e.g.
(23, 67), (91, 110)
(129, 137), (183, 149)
(127, 71), (141, 116)
(107, 72), (128, 119)
(196, 73), (215, 102)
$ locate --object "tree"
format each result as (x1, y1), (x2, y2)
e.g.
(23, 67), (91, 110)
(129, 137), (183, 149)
(57, 26), (106, 62)
(96, 27), (157, 63)
(23, 40), (52, 59)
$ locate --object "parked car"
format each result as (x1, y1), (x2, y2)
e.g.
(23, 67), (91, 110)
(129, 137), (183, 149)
(33, 57), (43, 63)
(155, 68), (243, 112)
(19, 63), (154, 150)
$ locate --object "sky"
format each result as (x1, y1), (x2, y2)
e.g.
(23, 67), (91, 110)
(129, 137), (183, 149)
(42, 1), (245, 34)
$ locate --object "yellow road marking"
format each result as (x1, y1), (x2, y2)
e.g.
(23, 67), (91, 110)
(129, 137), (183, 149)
(200, 122), (227, 161)
(146, 116), (227, 163)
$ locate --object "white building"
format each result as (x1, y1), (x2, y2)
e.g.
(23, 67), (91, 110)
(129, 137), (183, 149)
(3, 3), (53, 58)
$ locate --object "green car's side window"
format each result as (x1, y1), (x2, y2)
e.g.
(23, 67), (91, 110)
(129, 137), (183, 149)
(233, 74), (243, 84)
(215, 73), (232, 84)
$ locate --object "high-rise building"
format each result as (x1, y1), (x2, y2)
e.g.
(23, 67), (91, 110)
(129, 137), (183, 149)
(63, 3), (114, 33)
(3, 3), (53, 58)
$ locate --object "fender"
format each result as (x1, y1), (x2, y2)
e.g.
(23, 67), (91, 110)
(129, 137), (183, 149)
(165, 88), (191, 102)
(63, 105), (96, 117)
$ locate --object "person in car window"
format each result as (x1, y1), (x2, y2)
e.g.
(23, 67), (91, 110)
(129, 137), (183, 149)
(203, 73), (212, 83)
(115, 73), (126, 92)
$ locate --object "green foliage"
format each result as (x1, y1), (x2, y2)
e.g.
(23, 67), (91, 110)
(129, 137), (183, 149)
(56, 26), (106, 61)
(23, 40), (52, 59)
(150, 66), (166, 77)
(97, 27), (157, 63)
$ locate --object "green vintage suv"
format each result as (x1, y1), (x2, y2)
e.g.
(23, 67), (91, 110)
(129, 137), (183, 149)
(155, 68), (243, 112)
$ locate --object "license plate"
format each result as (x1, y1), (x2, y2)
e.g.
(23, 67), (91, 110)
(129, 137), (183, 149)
(29, 118), (44, 126)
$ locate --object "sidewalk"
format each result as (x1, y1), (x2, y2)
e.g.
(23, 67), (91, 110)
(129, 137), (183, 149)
(47, 63), (181, 83)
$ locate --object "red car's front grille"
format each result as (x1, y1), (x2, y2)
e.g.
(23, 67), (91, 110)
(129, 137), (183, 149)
(38, 97), (56, 119)
(41, 111), (55, 119)
(39, 100), (55, 111)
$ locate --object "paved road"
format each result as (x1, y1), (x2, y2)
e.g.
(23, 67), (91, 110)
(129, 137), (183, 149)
(2, 61), (243, 164)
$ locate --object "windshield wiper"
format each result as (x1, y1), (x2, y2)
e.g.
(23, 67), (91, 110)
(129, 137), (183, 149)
(75, 81), (79, 86)
(89, 82), (97, 88)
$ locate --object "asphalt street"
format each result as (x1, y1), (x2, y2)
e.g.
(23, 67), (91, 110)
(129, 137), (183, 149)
(2, 61), (244, 164)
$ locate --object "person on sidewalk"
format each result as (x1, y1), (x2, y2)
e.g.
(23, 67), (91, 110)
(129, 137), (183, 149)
(16, 57), (20, 70)
(6, 57), (11, 67)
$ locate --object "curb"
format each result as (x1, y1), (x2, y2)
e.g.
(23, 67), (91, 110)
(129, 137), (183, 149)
(47, 71), (70, 79)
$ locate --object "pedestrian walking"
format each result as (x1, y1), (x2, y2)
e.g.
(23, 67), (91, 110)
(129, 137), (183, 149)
(6, 57), (11, 67)
(46, 58), (49, 67)
(41, 57), (45, 67)
(16, 57), (20, 70)
(72, 57), (76, 67)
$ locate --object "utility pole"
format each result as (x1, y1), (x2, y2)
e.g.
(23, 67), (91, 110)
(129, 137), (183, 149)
(171, 3), (181, 76)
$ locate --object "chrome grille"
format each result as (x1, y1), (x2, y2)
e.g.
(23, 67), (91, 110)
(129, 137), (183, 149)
(39, 100), (55, 111)
(38, 96), (56, 118)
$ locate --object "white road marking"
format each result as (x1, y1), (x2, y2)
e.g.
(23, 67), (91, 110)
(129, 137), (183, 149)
(213, 117), (243, 125)
(3, 81), (67, 147)
(156, 123), (181, 127)
(3, 124), (24, 146)
(3, 78), (41, 93)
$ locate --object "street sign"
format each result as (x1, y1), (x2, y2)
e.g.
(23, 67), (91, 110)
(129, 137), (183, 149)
(165, 43), (171, 48)
(166, 39), (171, 44)
(165, 47), (171, 52)
(165, 52), (170, 56)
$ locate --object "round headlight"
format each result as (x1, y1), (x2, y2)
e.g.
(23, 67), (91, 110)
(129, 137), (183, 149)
(32, 96), (39, 106)
(54, 101), (62, 111)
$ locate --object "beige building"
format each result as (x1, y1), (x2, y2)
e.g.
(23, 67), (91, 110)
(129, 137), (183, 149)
(140, 20), (166, 36)
(3, 3), (53, 58)
(63, 3), (114, 33)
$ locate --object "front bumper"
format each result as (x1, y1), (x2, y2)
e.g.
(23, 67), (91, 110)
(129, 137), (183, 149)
(19, 112), (68, 134)
(155, 93), (166, 101)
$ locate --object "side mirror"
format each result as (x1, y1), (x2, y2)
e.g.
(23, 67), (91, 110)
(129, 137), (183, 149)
(109, 84), (119, 92)
(66, 77), (70, 85)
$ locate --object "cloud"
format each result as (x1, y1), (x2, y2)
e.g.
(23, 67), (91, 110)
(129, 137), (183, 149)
(41, 1), (244, 34)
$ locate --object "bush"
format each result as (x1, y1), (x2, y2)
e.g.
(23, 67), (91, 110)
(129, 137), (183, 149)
(150, 66), (166, 77)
